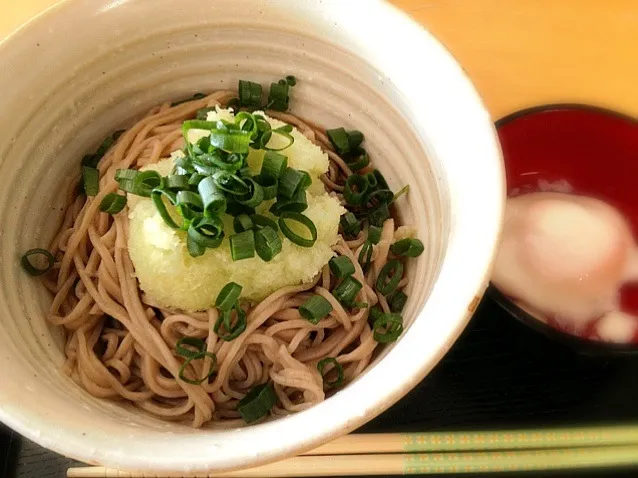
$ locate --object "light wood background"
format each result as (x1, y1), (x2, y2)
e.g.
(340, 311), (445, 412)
(2, 0), (638, 120)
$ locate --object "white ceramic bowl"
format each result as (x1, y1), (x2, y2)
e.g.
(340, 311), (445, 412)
(0, 0), (504, 473)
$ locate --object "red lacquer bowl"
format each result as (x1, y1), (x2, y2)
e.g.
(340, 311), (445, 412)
(488, 104), (638, 355)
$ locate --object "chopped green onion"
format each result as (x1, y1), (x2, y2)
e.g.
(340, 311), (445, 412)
(254, 175), (278, 201)
(366, 189), (394, 207)
(188, 173), (206, 187)
(285, 75), (297, 86)
(267, 80), (290, 112)
(151, 189), (183, 230)
(390, 238), (424, 257)
(165, 174), (190, 190)
(333, 276), (363, 307)
(115, 169), (137, 181)
(188, 216), (225, 249)
(328, 256), (355, 279)
(347, 130), (364, 149)
(198, 176), (227, 216)
(368, 203), (390, 227)
(317, 358), (344, 388)
(299, 295), (333, 324)
(132, 170), (163, 197)
(368, 225), (382, 245)
(376, 259), (404, 296)
(21, 248), (55, 276)
(278, 167), (307, 199)
(358, 241), (373, 270)
(345, 149), (370, 171)
(175, 337), (206, 359)
(99, 193), (127, 215)
(278, 212), (317, 247)
(238, 80), (263, 108)
(186, 235), (206, 257)
(372, 169), (390, 190)
(261, 151), (288, 181)
(209, 127), (252, 154)
(265, 125), (295, 151)
(391, 184), (410, 203)
(255, 226), (282, 262)
(176, 190), (204, 214)
(365, 172), (378, 190)
(388, 290), (408, 313)
(216, 282), (243, 312)
(369, 305), (384, 324)
(178, 351), (217, 385)
(212, 171), (249, 196)
(269, 189), (308, 215)
(326, 127), (350, 155)
(196, 107), (216, 121)
(237, 383), (277, 423)
(230, 230), (255, 261)
(82, 166), (99, 196)
(236, 178), (264, 208)
(340, 212), (361, 237)
(214, 304), (247, 341)
(343, 174), (369, 206)
(233, 214), (254, 233)
(251, 214), (278, 231)
(373, 313), (404, 343)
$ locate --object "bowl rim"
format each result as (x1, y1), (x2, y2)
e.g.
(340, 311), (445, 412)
(0, 0), (505, 472)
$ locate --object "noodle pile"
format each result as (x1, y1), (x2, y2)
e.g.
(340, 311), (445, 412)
(42, 90), (412, 427)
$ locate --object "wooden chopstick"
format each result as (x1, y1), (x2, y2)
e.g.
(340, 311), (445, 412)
(67, 444), (638, 477)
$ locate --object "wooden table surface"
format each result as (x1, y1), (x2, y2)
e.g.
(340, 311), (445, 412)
(2, 0), (638, 120)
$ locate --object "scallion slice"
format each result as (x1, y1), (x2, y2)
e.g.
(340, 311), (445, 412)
(151, 189), (183, 230)
(340, 212), (361, 237)
(175, 337), (206, 359)
(376, 259), (404, 296)
(255, 226), (282, 262)
(269, 189), (308, 215)
(209, 128), (252, 154)
(347, 130), (364, 149)
(390, 238), (424, 257)
(238, 80), (263, 108)
(372, 169), (390, 190)
(278, 167), (307, 199)
(367, 225), (382, 245)
(212, 171), (250, 196)
(133, 170), (163, 198)
(387, 290), (408, 313)
(317, 357), (344, 388)
(368, 203), (390, 227)
(165, 174), (190, 191)
(299, 295), (333, 324)
(344, 149), (370, 171)
(237, 383), (277, 423)
(176, 190), (204, 214)
(391, 185), (410, 203)
(343, 174), (369, 206)
(333, 276), (363, 307)
(358, 241), (373, 270)
(278, 212), (317, 248)
(178, 351), (217, 385)
(267, 81), (290, 112)
(373, 313), (404, 343)
(186, 235), (206, 258)
(188, 216), (224, 249)
(365, 172), (378, 190)
(21, 248), (55, 276)
(261, 151), (288, 181)
(196, 107), (216, 121)
(99, 193), (127, 215)
(326, 127), (350, 155)
(216, 282), (243, 312)
(233, 214), (253, 233)
(328, 256), (355, 279)
(197, 176), (227, 216)
(82, 166), (99, 197)
(254, 175), (278, 201)
(236, 178), (264, 208)
(285, 75), (297, 86)
(214, 304), (247, 341)
(230, 230), (255, 261)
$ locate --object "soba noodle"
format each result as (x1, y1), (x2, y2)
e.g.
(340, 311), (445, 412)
(39, 89), (414, 428)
